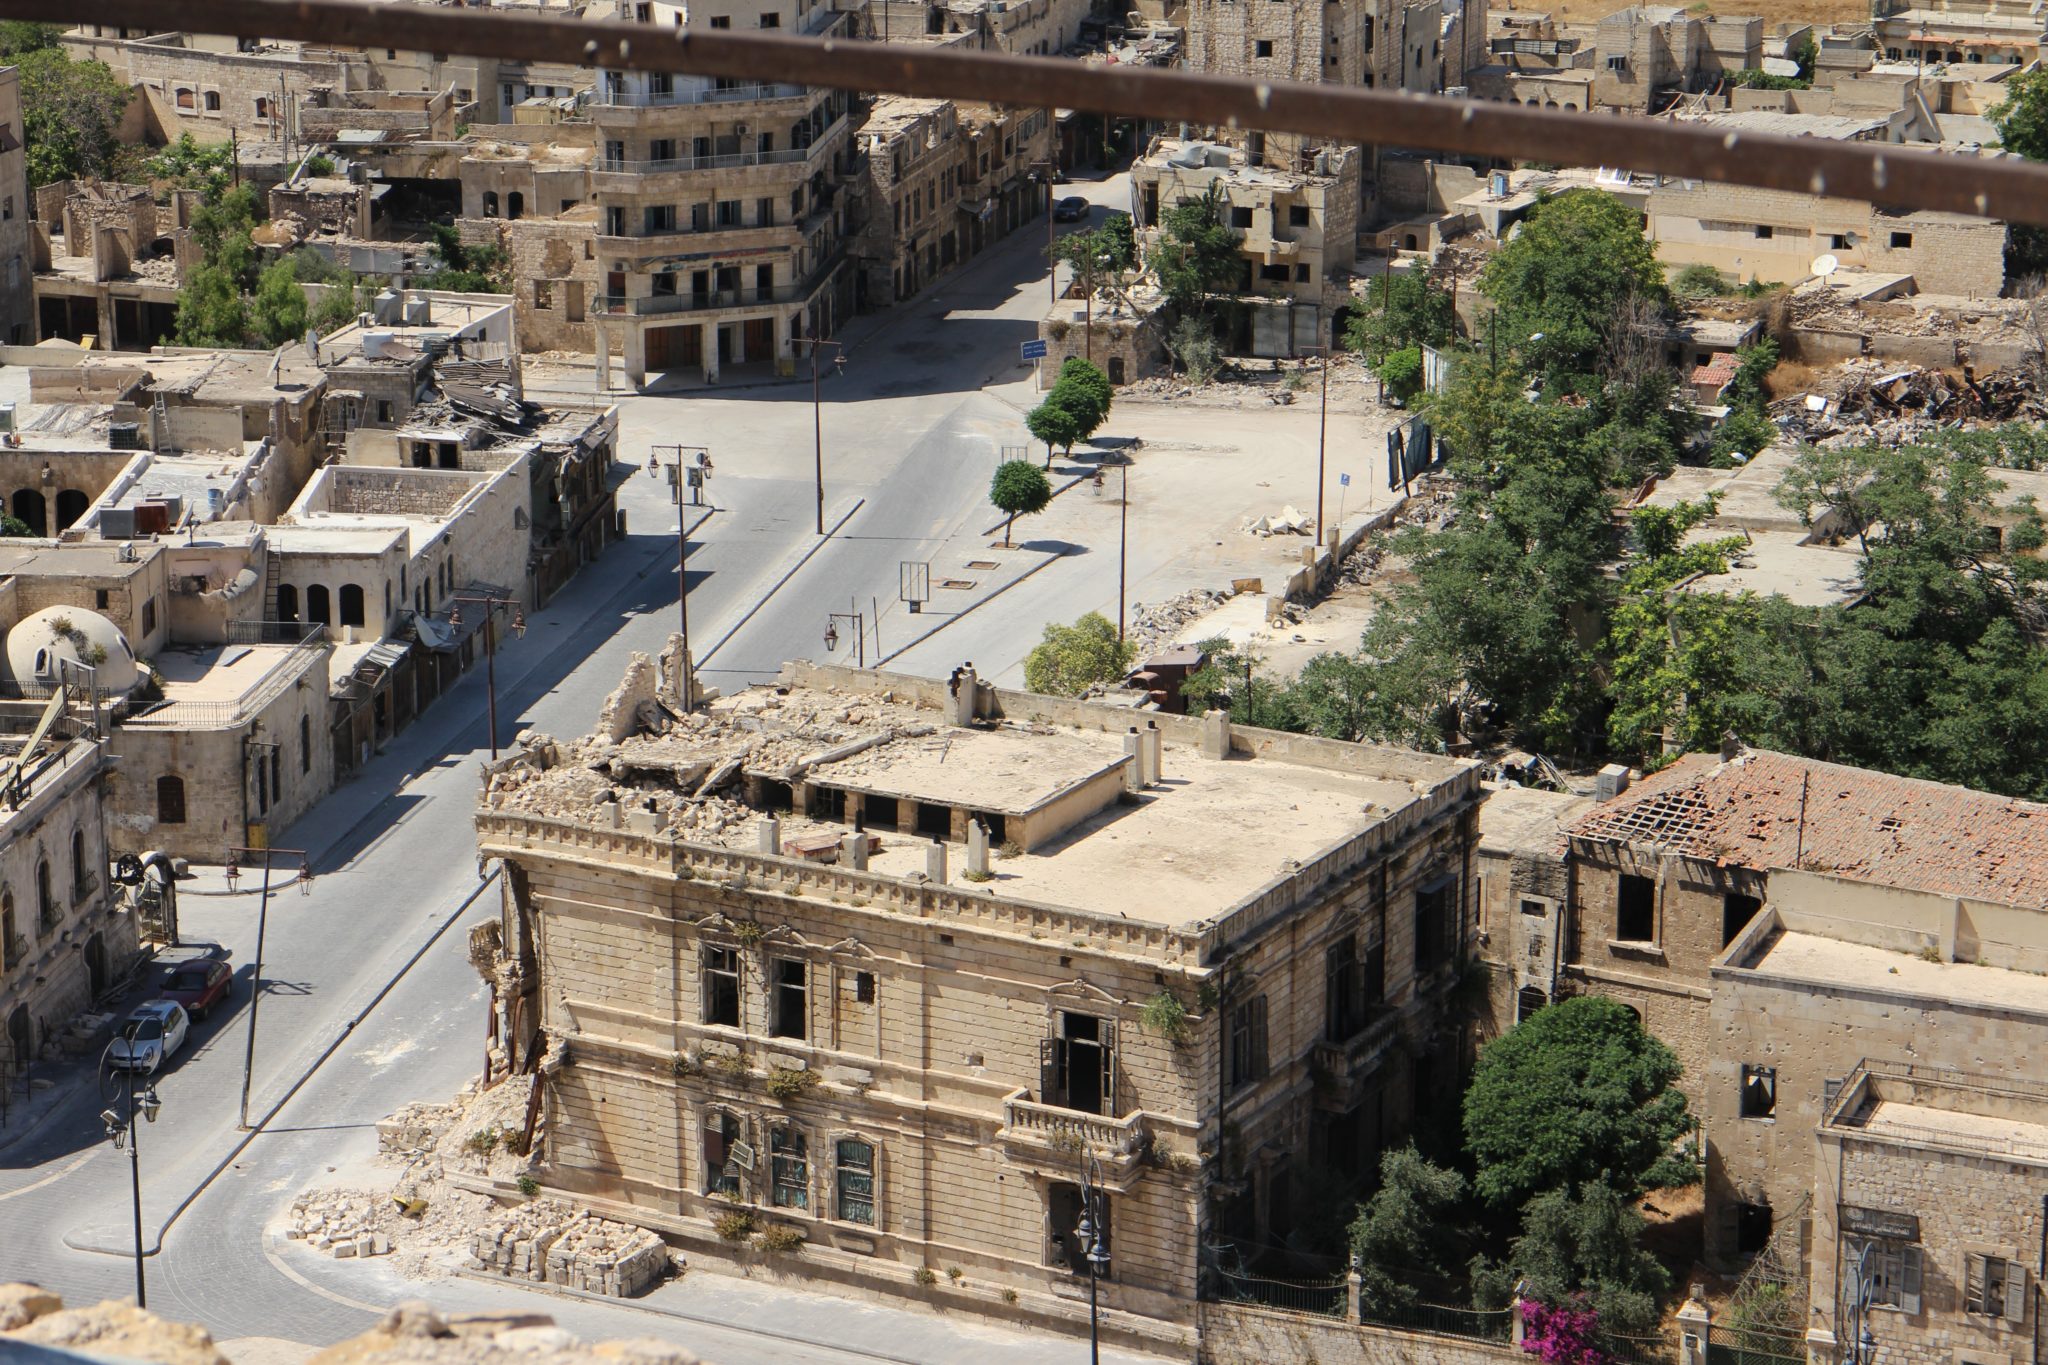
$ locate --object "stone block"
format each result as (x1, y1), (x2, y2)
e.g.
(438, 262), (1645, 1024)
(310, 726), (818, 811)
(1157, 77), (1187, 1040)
(333, 1241), (357, 1259)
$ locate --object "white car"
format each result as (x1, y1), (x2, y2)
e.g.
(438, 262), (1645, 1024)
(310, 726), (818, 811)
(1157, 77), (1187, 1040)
(110, 1000), (189, 1074)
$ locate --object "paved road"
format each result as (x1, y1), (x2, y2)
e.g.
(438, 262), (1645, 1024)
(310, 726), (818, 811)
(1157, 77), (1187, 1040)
(0, 185), (1165, 1364)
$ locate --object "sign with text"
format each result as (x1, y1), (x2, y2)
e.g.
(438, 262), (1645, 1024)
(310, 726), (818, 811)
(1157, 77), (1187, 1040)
(1841, 1205), (1919, 1241)
(1020, 338), (1049, 361)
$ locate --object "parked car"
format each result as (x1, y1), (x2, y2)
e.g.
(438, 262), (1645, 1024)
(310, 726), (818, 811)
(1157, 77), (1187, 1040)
(161, 958), (232, 1021)
(109, 1000), (189, 1074)
(1052, 196), (1090, 222)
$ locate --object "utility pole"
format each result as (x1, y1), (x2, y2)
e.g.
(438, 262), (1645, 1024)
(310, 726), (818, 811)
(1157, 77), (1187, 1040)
(226, 847), (312, 1132)
(1117, 458), (1129, 646)
(799, 334), (845, 536)
(1301, 346), (1332, 543)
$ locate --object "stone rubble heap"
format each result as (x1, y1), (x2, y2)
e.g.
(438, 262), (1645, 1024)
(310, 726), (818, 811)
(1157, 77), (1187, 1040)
(287, 1190), (394, 1259)
(1126, 587), (1235, 657)
(544, 1213), (669, 1297)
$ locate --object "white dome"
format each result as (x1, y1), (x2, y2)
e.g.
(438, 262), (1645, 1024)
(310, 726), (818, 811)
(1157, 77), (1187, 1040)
(5, 606), (140, 696)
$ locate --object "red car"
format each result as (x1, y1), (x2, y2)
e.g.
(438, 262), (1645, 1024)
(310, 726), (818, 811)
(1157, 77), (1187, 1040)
(161, 958), (232, 1021)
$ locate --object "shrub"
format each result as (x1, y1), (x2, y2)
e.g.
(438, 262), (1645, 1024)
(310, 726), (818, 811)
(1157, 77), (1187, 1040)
(1002, 1288), (1019, 1305)
(913, 1266), (938, 1287)
(710, 1051), (750, 1080)
(731, 921), (766, 946)
(464, 1126), (503, 1157)
(516, 1175), (540, 1198)
(1140, 990), (1192, 1045)
(997, 839), (1023, 860)
(946, 1266), (965, 1283)
(962, 868), (995, 883)
(1672, 263), (1731, 298)
(714, 1209), (756, 1241)
(1376, 345), (1425, 401)
(756, 1225), (805, 1254)
(765, 1066), (819, 1103)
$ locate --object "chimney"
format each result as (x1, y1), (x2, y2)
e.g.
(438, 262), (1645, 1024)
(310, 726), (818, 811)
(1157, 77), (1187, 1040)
(1719, 731), (1744, 763)
(840, 831), (869, 871)
(925, 839), (948, 884)
(966, 820), (991, 877)
(1122, 727), (1144, 792)
(1144, 720), (1163, 785)
(1200, 708), (1231, 761)
(758, 816), (782, 856)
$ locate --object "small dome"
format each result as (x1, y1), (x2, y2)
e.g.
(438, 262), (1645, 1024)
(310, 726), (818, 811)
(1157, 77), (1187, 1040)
(5, 606), (140, 696)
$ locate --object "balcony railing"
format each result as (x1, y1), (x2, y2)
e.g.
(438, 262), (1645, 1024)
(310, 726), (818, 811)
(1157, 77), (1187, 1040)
(593, 255), (843, 317)
(595, 126), (841, 177)
(3, 934), (25, 971)
(999, 1088), (1148, 1159)
(595, 80), (809, 108)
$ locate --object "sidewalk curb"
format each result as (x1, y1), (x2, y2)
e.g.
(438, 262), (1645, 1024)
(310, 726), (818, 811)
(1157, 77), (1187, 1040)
(697, 497), (864, 667)
(874, 547), (1068, 669)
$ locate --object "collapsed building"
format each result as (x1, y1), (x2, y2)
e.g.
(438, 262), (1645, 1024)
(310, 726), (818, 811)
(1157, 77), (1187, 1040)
(474, 656), (1482, 1353)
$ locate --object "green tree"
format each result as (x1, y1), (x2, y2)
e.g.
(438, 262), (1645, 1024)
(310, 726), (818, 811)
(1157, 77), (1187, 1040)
(1344, 270), (1454, 361)
(989, 459), (1052, 547)
(310, 280), (367, 334)
(1479, 188), (1665, 386)
(0, 22), (61, 56)
(250, 257), (310, 347)
(1024, 395), (1085, 464)
(1165, 315), (1220, 383)
(1992, 66), (2048, 160)
(420, 222), (509, 292)
(1023, 612), (1134, 696)
(1463, 996), (1697, 1210)
(174, 263), (250, 347)
(1148, 182), (1242, 320)
(1376, 345), (1424, 401)
(0, 513), (33, 537)
(146, 133), (236, 200)
(17, 47), (130, 187)
(1051, 356), (1113, 439)
(1347, 1147), (1471, 1317)
(1102, 211), (1137, 271)
(1472, 1184), (1671, 1336)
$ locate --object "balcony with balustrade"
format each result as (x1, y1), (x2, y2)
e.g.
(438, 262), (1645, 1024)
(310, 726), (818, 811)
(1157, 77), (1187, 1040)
(590, 117), (846, 192)
(1309, 1009), (1402, 1110)
(997, 1088), (1156, 1187)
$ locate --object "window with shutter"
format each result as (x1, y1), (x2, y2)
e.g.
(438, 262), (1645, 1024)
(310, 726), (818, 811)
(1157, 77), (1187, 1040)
(2006, 1258), (2028, 1324)
(1039, 1036), (1068, 1108)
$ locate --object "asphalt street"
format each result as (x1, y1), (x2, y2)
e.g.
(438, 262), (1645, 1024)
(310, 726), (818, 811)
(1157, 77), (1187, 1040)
(0, 174), (1165, 1363)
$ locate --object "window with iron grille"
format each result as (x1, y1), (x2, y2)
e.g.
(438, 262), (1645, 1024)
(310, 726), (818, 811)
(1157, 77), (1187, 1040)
(836, 1138), (875, 1225)
(770, 1126), (808, 1210)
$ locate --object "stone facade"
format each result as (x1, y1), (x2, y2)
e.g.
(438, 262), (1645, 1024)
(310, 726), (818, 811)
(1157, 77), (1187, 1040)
(62, 30), (344, 145)
(0, 69), (29, 347)
(474, 660), (1482, 1354)
(0, 731), (135, 1084)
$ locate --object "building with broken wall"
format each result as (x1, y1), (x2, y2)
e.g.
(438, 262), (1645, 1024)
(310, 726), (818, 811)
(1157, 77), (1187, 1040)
(473, 657), (1483, 1353)
(1474, 741), (2048, 1279)
(0, 721), (132, 1092)
(0, 69), (30, 348)
(30, 180), (193, 351)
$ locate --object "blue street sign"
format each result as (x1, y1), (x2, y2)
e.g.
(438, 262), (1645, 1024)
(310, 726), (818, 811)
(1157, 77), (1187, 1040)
(1020, 339), (1049, 360)
(1339, 472), (1351, 487)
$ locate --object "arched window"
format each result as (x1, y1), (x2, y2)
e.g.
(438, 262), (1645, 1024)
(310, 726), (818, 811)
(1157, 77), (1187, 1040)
(483, 191), (500, 217)
(203, 91), (221, 111)
(1517, 986), (1548, 1023)
(307, 584), (331, 626)
(157, 775), (186, 824)
(175, 88), (195, 110)
(507, 191), (524, 220)
(35, 858), (53, 930)
(277, 583), (299, 622)
(71, 828), (87, 899)
(770, 1126), (809, 1210)
(339, 584), (365, 627)
(704, 1111), (741, 1196)
(0, 893), (14, 969)
(835, 1137), (875, 1225)
(255, 96), (271, 119)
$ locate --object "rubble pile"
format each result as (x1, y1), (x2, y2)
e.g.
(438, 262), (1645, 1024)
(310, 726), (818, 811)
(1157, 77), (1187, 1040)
(469, 1198), (578, 1281)
(1241, 505), (1315, 537)
(545, 1215), (669, 1297)
(1126, 587), (1236, 656)
(286, 1191), (394, 1260)
(1787, 284), (2039, 345)
(1770, 360), (2048, 446)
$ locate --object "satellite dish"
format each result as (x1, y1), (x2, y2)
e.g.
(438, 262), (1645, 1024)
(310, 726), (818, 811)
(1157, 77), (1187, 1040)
(1811, 253), (1841, 279)
(303, 328), (320, 364)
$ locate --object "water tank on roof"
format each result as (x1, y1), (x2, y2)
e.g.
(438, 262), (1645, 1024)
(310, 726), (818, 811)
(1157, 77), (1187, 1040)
(206, 488), (225, 518)
(404, 296), (430, 326)
(362, 331), (395, 360)
(373, 288), (402, 325)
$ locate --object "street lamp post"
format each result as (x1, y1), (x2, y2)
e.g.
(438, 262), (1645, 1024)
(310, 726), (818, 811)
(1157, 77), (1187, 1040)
(225, 846), (312, 1132)
(648, 446), (711, 708)
(1029, 159), (1057, 307)
(1074, 1151), (1112, 1365)
(447, 593), (527, 759)
(825, 607), (867, 668)
(1117, 457), (1130, 646)
(97, 1060), (161, 1307)
(796, 334), (846, 536)
(1299, 346), (1332, 546)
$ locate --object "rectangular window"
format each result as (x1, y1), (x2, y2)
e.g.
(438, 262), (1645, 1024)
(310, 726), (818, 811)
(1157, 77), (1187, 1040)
(836, 1138), (876, 1225)
(704, 1111), (741, 1196)
(760, 11), (780, 25)
(756, 196), (773, 226)
(1965, 1253), (2027, 1322)
(703, 947), (740, 1027)
(1722, 892), (1761, 946)
(1890, 231), (1913, 249)
(854, 971), (875, 1004)
(1042, 1013), (1114, 1115)
(532, 280), (553, 309)
(1324, 935), (1365, 1041)
(1227, 995), (1268, 1090)
(716, 199), (742, 227)
(771, 958), (807, 1039)
(1616, 874), (1656, 942)
(1847, 1239), (1922, 1314)
(1414, 879), (1453, 973)
(1753, 224), (1774, 239)
(709, 14), (730, 26)
(1289, 204), (1309, 226)
(770, 1127), (809, 1209)
(1739, 1064), (1776, 1118)
(1520, 898), (1547, 917)
(142, 597), (158, 635)
(1255, 38), (1274, 56)
(1229, 205), (1254, 229)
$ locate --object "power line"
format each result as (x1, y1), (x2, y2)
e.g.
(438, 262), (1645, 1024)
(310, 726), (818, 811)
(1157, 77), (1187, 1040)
(37, 0), (2048, 225)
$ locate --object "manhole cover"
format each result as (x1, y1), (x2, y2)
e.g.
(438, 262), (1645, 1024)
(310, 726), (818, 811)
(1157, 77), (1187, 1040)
(965, 560), (999, 570)
(938, 579), (977, 590)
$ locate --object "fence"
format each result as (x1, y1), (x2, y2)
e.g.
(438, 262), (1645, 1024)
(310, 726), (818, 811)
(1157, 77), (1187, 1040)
(1361, 1298), (1514, 1344)
(1706, 1322), (1804, 1365)
(1214, 1267), (1348, 1318)
(1606, 1330), (1682, 1365)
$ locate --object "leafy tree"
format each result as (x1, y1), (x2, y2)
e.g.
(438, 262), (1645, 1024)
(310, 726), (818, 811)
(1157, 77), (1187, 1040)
(1992, 66), (2048, 160)
(17, 47), (130, 187)
(1472, 1185), (1670, 1336)
(1024, 395), (1084, 464)
(302, 154), (337, 177)
(310, 281), (367, 334)
(0, 22), (61, 55)
(419, 222), (509, 292)
(1344, 270), (1454, 361)
(251, 257), (309, 347)
(1050, 356), (1113, 442)
(1479, 188), (1665, 386)
(989, 459), (1051, 547)
(0, 514), (33, 537)
(1148, 182), (1242, 321)
(1023, 612), (1134, 696)
(146, 133), (236, 200)
(1102, 211), (1137, 271)
(1709, 405), (1778, 468)
(1165, 315), (1220, 383)
(1728, 67), (1808, 90)
(1377, 345), (1424, 401)
(1463, 996), (1697, 1210)
(1181, 637), (1296, 730)
(190, 184), (262, 290)
(174, 263), (250, 347)
(1671, 263), (1731, 299)
(1347, 1147), (1471, 1317)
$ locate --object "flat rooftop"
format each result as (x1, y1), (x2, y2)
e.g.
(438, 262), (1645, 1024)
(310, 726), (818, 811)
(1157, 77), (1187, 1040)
(154, 642), (305, 705)
(263, 524), (408, 556)
(0, 540), (159, 579)
(1745, 929), (2048, 1015)
(488, 674), (1455, 925)
(1478, 782), (1592, 855)
(1855, 1098), (2048, 1161)
(1676, 529), (1865, 608)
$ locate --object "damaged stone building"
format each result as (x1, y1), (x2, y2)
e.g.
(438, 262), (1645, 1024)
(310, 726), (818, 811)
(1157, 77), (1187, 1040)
(474, 658), (1482, 1353)
(1476, 741), (2048, 1290)
(30, 180), (191, 351)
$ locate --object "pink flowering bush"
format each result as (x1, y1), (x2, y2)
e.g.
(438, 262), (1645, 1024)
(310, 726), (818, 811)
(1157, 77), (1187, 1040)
(1521, 1295), (1610, 1365)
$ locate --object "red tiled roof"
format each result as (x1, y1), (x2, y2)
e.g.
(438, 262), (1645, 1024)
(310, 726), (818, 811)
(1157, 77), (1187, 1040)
(1566, 748), (2048, 909)
(1691, 352), (1741, 389)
